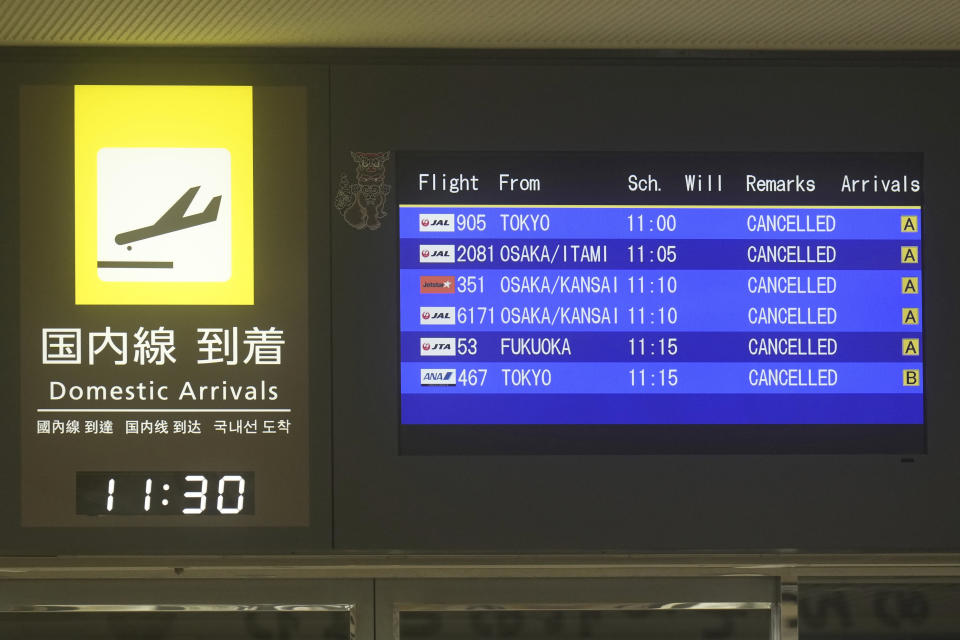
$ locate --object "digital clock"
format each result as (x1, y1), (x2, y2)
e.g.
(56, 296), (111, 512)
(76, 472), (255, 516)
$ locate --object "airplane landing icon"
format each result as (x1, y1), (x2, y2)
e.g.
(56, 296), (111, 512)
(94, 146), (233, 284)
(115, 186), (221, 245)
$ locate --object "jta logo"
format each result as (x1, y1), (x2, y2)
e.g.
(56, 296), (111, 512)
(420, 337), (455, 355)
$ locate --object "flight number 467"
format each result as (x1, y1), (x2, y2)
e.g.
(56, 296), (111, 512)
(459, 369), (487, 386)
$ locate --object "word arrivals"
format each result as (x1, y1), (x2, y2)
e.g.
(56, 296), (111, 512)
(180, 380), (279, 401)
(841, 174), (921, 193)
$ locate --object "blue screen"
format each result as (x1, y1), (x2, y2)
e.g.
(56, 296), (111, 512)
(398, 153), (923, 451)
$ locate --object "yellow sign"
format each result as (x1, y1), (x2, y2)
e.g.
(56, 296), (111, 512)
(900, 246), (918, 264)
(903, 369), (921, 386)
(902, 308), (919, 325)
(75, 85), (254, 305)
(902, 338), (920, 356)
(901, 215), (918, 232)
(902, 276), (919, 294)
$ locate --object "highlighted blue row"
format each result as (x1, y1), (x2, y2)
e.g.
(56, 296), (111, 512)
(401, 269), (921, 331)
(404, 302), (920, 334)
(401, 362), (922, 394)
(401, 331), (921, 362)
(401, 239), (919, 269)
(401, 205), (921, 240)
(400, 392), (923, 424)
(403, 267), (919, 306)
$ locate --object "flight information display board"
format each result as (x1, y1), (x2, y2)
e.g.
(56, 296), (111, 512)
(398, 152), (924, 454)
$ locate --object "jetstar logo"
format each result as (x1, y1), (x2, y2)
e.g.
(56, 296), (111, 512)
(418, 213), (454, 232)
(420, 275), (456, 293)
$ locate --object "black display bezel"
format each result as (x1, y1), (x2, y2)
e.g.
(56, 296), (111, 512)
(394, 150), (927, 455)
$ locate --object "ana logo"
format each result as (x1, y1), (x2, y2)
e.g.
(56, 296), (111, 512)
(74, 85), (253, 305)
(420, 275), (456, 293)
(420, 368), (457, 386)
(420, 337), (455, 355)
(418, 244), (455, 263)
(419, 306), (456, 325)
(418, 213), (455, 232)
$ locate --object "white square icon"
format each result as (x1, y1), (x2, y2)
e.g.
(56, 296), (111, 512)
(96, 147), (232, 282)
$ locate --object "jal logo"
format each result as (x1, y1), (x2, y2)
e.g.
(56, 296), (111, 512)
(418, 244), (455, 263)
(420, 275), (456, 293)
(420, 337), (455, 355)
(419, 306), (456, 325)
(420, 368), (457, 386)
(418, 213), (455, 232)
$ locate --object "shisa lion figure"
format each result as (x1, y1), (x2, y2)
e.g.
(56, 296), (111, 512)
(335, 151), (391, 230)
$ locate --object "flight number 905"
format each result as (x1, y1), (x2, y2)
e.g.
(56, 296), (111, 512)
(457, 213), (486, 231)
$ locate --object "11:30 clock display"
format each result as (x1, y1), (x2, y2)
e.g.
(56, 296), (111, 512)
(76, 472), (255, 516)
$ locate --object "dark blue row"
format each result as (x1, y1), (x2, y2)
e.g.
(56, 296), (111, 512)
(402, 239), (918, 269)
(402, 331), (921, 362)
(400, 392), (923, 425)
